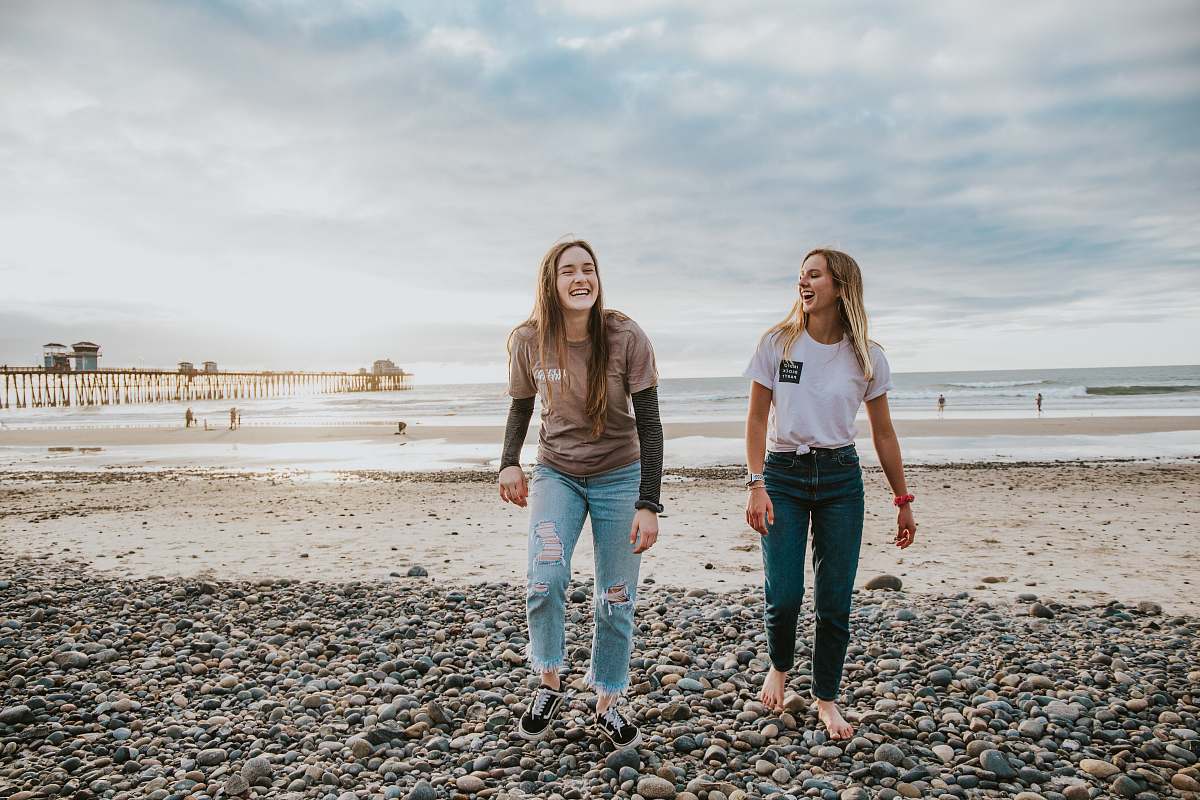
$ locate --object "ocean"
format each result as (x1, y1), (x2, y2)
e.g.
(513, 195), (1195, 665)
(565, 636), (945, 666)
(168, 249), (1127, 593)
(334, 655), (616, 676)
(3, 364), (1199, 430)
(2, 365), (1198, 470)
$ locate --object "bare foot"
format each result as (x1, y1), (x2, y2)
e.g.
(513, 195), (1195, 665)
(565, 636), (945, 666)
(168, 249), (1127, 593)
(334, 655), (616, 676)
(816, 699), (854, 739)
(759, 667), (787, 712)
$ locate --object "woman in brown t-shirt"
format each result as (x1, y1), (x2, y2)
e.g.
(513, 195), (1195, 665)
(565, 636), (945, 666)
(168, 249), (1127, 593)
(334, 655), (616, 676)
(498, 239), (664, 749)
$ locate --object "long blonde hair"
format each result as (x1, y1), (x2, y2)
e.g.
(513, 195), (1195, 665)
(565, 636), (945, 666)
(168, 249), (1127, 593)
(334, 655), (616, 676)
(765, 247), (875, 380)
(507, 239), (612, 439)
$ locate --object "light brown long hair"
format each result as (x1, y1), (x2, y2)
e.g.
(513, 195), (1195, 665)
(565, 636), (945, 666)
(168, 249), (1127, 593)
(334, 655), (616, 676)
(507, 239), (612, 439)
(765, 247), (876, 380)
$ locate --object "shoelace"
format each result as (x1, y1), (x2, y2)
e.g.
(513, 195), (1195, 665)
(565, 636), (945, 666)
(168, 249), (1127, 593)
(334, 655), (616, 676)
(531, 687), (557, 718)
(601, 705), (631, 732)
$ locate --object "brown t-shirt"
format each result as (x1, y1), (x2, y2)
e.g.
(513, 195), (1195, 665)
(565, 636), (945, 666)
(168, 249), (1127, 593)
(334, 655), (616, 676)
(508, 314), (658, 477)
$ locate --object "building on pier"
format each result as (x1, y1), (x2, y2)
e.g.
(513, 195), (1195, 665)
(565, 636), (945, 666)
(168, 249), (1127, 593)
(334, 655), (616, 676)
(372, 358), (404, 376)
(203, 361), (218, 373)
(42, 343), (70, 371)
(178, 361), (195, 374)
(42, 342), (102, 371)
(70, 342), (102, 371)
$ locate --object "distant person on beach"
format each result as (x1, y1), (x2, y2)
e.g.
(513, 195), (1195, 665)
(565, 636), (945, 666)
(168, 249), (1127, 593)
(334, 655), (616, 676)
(185, 407), (194, 428)
(229, 407), (237, 430)
(1036, 392), (1043, 416)
(498, 238), (662, 749)
(937, 393), (945, 417)
(743, 247), (916, 740)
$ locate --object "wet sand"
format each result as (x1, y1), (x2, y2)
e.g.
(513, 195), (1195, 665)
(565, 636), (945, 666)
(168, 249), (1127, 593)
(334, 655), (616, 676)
(2, 415), (1199, 448)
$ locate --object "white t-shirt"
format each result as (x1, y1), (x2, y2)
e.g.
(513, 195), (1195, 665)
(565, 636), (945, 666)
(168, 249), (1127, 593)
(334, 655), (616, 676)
(743, 330), (893, 453)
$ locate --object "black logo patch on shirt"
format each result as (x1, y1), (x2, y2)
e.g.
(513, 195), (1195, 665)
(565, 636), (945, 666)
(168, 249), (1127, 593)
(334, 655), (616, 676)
(778, 360), (803, 383)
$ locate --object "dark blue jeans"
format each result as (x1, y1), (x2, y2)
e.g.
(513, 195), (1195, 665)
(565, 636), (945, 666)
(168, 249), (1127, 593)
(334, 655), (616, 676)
(761, 445), (865, 701)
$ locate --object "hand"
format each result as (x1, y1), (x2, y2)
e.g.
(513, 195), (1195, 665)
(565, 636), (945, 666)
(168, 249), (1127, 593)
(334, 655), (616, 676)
(745, 486), (774, 536)
(629, 508), (659, 554)
(498, 466), (528, 507)
(895, 504), (916, 548)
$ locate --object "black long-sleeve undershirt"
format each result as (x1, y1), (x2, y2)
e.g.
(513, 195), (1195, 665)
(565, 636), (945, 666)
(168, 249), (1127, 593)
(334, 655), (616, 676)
(500, 396), (535, 472)
(498, 386), (664, 512)
(630, 386), (664, 511)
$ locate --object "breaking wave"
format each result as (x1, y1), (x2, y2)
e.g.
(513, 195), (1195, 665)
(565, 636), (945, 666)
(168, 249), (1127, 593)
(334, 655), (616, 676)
(1086, 385), (1200, 396)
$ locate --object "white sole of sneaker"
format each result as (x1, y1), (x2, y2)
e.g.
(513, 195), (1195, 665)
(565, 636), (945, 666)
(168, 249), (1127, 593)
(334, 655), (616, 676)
(516, 722), (550, 741)
(596, 725), (641, 750)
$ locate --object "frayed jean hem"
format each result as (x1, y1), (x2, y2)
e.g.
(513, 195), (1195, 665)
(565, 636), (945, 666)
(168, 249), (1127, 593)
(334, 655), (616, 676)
(584, 669), (629, 699)
(526, 643), (565, 676)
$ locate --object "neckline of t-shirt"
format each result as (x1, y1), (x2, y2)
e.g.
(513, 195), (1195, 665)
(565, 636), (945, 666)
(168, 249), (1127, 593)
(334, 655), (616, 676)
(802, 330), (846, 349)
(566, 338), (590, 348)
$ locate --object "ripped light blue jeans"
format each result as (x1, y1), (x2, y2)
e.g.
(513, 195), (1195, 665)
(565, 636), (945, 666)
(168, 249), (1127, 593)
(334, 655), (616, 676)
(526, 460), (641, 698)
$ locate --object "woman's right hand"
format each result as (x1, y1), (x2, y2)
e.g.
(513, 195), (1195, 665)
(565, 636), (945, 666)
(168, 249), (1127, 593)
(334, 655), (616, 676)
(499, 465), (529, 507)
(745, 485), (774, 535)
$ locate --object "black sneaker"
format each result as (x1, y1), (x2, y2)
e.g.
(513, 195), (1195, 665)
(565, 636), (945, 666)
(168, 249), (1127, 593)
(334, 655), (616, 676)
(517, 685), (567, 740)
(594, 704), (641, 749)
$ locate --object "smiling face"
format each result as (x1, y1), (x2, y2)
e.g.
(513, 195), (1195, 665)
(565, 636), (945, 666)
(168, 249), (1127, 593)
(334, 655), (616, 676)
(555, 245), (599, 313)
(798, 253), (840, 314)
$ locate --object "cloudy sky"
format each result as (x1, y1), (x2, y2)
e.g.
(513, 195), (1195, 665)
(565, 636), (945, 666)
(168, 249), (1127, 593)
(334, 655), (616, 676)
(2, 1), (1197, 383)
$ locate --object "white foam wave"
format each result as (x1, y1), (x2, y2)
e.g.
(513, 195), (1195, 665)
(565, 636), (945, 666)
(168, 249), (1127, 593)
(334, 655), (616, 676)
(943, 380), (1050, 389)
(890, 385), (1087, 400)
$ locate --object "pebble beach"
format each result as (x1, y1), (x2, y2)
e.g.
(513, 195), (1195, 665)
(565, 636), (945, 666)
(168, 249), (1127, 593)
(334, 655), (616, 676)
(1, 555), (1198, 800)
(2, 457), (1200, 800)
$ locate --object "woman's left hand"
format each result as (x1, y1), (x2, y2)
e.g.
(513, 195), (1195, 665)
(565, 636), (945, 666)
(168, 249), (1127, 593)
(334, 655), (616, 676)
(895, 504), (917, 549)
(630, 508), (659, 554)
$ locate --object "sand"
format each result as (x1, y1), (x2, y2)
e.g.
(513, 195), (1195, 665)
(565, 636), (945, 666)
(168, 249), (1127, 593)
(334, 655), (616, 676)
(2, 460), (1196, 614)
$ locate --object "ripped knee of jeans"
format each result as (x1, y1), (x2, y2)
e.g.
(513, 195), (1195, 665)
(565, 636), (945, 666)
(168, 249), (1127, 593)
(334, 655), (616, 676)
(528, 580), (550, 597)
(533, 520), (564, 565)
(600, 585), (638, 618)
(605, 581), (631, 604)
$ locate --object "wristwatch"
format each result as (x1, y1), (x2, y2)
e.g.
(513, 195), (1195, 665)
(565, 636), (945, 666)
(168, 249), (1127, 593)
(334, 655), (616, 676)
(745, 472), (765, 487)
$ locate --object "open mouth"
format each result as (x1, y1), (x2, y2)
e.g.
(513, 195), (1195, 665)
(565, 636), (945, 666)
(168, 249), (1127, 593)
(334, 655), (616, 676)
(569, 288), (591, 297)
(801, 290), (815, 302)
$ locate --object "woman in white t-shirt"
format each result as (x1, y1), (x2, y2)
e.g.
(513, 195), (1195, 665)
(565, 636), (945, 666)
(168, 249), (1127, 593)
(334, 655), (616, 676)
(743, 247), (916, 739)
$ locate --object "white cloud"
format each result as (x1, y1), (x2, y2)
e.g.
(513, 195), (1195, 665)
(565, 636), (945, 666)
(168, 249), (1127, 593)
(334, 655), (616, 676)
(0, 0), (1197, 379)
(423, 25), (507, 69)
(557, 19), (665, 52)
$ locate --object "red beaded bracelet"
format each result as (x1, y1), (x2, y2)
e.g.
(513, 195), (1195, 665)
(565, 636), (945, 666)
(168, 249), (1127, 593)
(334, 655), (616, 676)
(893, 493), (915, 507)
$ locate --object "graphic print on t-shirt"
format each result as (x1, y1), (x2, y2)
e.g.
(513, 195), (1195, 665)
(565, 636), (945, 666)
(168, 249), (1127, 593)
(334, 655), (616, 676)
(778, 360), (803, 384)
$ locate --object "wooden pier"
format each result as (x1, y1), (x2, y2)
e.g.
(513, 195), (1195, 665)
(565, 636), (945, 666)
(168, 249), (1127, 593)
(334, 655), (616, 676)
(0, 367), (410, 410)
